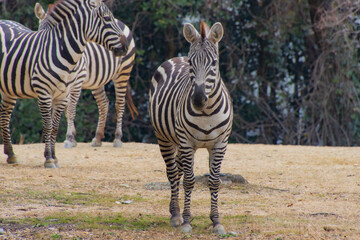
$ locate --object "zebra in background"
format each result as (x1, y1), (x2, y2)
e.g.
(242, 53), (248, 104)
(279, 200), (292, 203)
(149, 21), (233, 235)
(34, 2), (137, 148)
(0, 0), (128, 168)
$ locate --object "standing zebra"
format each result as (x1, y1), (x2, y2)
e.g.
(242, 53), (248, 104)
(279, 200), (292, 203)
(34, 2), (137, 148)
(149, 21), (233, 235)
(0, 0), (128, 168)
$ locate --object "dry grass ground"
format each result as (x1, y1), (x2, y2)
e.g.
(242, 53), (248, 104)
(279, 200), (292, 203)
(0, 142), (359, 239)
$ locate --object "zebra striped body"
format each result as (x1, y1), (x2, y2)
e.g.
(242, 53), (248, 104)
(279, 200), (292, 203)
(0, 0), (128, 168)
(149, 22), (233, 234)
(35, 3), (136, 148)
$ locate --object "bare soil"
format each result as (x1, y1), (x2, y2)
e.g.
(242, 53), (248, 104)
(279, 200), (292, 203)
(0, 142), (359, 239)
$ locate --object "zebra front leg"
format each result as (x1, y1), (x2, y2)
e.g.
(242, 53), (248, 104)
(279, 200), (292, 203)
(38, 98), (57, 168)
(91, 87), (109, 147)
(64, 82), (82, 148)
(208, 146), (227, 235)
(158, 140), (183, 227)
(50, 99), (68, 168)
(0, 97), (17, 164)
(179, 145), (195, 233)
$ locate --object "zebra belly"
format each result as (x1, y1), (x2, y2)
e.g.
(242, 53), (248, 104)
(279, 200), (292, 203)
(0, 66), (37, 99)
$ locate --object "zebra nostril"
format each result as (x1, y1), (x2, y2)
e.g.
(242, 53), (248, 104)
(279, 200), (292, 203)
(112, 36), (128, 56)
(121, 35), (128, 51)
(122, 43), (128, 54)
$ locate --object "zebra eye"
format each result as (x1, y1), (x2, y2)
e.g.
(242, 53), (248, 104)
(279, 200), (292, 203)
(104, 16), (112, 22)
(212, 61), (217, 67)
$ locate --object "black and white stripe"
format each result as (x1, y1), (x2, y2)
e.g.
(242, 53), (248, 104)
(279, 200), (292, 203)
(35, 3), (136, 148)
(149, 21), (233, 235)
(0, 0), (128, 168)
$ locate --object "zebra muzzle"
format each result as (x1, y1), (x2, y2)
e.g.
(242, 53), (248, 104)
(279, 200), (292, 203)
(112, 35), (128, 57)
(191, 84), (208, 110)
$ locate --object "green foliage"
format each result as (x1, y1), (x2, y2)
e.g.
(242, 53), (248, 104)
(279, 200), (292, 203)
(69, 90), (99, 143)
(10, 99), (43, 144)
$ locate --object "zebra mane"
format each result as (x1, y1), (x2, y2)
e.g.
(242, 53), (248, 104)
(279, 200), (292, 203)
(200, 21), (209, 40)
(47, 3), (56, 14)
(41, 0), (81, 27)
(47, 0), (66, 14)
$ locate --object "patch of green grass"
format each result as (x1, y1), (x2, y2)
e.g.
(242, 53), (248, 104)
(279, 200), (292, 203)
(4, 188), (131, 207)
(33, 222), (49, 228)
(150, 198), (170, 207)
(50, 233), (61, 239)
(223, 215), (251, 224)
(5, 212), (311, 237)
(0, 192), (9, 204)
(190, 216), (212, 233)
(5, 212), (170, 232)
(22, 189), (148, 206)
(46, 191), (117, 206)
(120, 194), (146, 202)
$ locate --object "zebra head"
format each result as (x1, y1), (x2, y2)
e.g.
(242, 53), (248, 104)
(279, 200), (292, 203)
(34, 3), (55, 30)
(183, 21), (224, 111)
(88, 0), (128, 56)
(34, 0), (128, 57)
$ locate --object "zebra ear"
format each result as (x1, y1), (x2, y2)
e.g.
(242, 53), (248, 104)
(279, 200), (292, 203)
(183, 23), (200, 44)
(208, 22), (224, 44)
(34, 2), (46, 20)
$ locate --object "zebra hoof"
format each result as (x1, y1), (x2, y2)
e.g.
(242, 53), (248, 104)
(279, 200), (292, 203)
(91, 139), (102, 147)
(170, 215), (183, 227)
(54, 159), (61, 168)
(113, 139), (122, 148)
(64, 140), (76, 148)
(180, 223), (192, 233)
(44, 159), (57, 168)
(7, 155), (18, 164)
(213, 224), (226, 235)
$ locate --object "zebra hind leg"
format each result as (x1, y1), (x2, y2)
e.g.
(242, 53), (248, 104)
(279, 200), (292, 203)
(64, 83), (82, 148)
(91, 87), (108, 147)
(113, 87), (126, 148)
(38, 98), (57, 168)
(0, 97), (17, 164)
(113, 72), (131, 148)
(50, 99), (68, 168)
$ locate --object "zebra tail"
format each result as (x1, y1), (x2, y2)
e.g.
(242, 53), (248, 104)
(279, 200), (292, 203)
(125, 84), (139, 120)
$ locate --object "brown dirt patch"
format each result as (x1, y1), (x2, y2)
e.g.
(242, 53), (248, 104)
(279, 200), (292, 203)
(0, 143), (359, 239)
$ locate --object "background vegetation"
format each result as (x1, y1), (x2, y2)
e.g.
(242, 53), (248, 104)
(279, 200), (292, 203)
(0, 0), (359, 146)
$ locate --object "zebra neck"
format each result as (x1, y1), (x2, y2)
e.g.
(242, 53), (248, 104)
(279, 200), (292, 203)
(42, 0), (88, 70)
(205, 77), (225, 110)
(44, 0), (82, 26)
